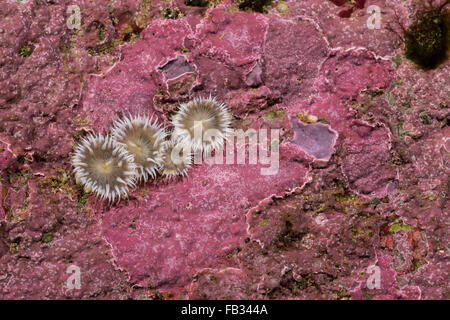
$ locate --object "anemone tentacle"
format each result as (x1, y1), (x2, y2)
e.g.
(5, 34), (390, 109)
(112, 114), (167, 182)
(71, 134), (137, 202)
(171, 96), (233, 154)
(159, 137), (192, 178)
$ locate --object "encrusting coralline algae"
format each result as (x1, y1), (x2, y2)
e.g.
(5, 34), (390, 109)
(0, 0), (448, 300)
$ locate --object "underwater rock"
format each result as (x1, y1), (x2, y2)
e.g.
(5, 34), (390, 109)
(0, 0), (448, 300)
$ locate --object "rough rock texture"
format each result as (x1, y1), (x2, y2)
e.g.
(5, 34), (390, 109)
(0, 0), (448, 299)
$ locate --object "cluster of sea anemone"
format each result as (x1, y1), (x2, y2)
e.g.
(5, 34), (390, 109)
(71, 97), (233, 202)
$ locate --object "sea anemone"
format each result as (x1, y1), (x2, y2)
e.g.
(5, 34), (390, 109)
(159, 138), (192, 178)
(111, 114), (167, 182)
(71, 134), (137, 202)
(171, 96), (233, 153)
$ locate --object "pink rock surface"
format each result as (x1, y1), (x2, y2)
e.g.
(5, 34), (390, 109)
(101, 143), (310, 293)
(0, 0), (449, 300)
(82, 19), (192, 129)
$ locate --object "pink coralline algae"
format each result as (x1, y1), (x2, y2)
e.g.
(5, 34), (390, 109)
(0, 0), (449, 300)
(101, 143), (310, 290)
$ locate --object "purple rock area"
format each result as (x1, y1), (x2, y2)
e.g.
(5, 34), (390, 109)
(290, 117), (338, 161)
(0, 0), (449, 300)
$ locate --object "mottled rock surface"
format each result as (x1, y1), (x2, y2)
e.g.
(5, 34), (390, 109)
(0, 0), (448, 299)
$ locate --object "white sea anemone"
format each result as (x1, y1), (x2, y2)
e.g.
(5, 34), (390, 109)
(159, 138), (192, 178)
(71, 134), (137, 202)
(111, 114), (167, 182)
(171, 96), (233, 153)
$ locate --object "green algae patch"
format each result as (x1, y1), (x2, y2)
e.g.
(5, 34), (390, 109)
(8, 197), (30, 224)
(39, 169), (88, 211)
(404, 7), (450, 70)
(235, 0), (273, 13)
(39, 169), (70, 194)
(75, 185), (88, 211)
(412, 259), (423, 271)
(184, 0), (217, 6)
(389, 221), (412, 234)
(86, 41), (116, 56)
(41, 232), (54, 243)
(97, 23), (106, 41)
(265, 110), (285, 120)
(333, 185), (364, 214)
(19, 44), (34, 58)
(276, 1), (289, 16)
(419, 111), (432, 124)
(161, 7), (185, 19)
(317, 118), (330, 124)
(392, 53), (402, 69)
(8, 242), (20, 254)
